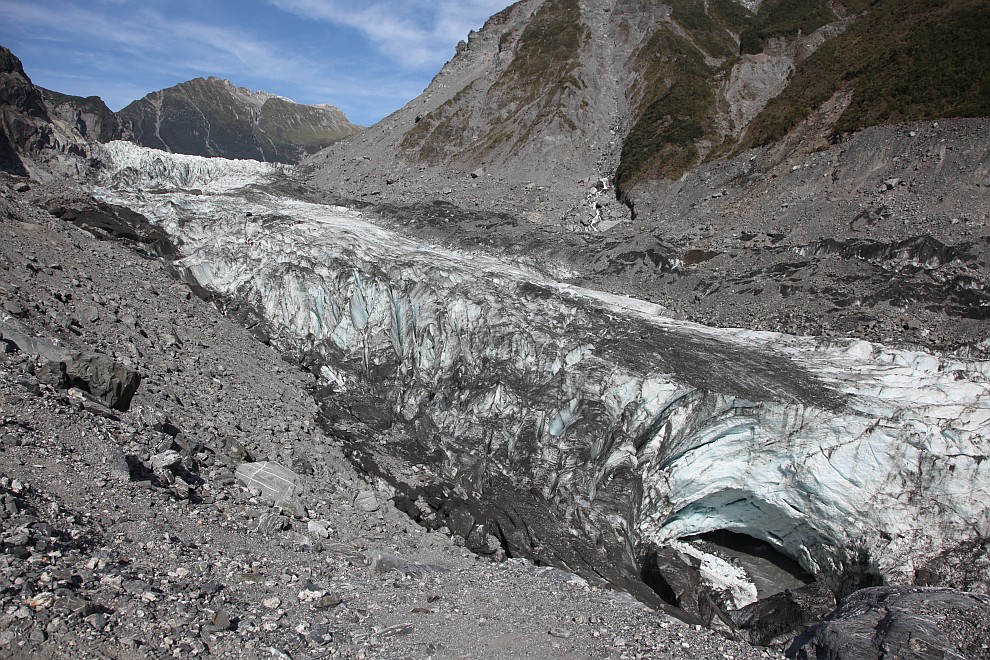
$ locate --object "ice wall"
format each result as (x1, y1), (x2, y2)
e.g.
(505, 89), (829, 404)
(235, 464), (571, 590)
(92, 142), (990, 594)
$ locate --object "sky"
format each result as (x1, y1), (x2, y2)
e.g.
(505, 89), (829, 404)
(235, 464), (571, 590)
(0, 0), (514, 126)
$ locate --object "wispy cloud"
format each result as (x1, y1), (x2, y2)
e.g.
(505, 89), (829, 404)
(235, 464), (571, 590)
(0, 1), (298, 84)
(267, 0), (510, 69)
(0, 0), (513, 124)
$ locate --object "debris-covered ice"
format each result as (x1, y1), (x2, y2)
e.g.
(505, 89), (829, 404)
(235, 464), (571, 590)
(92, 142), (990, 597)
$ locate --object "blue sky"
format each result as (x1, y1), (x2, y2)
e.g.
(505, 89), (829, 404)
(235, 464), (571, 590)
(0, 0), (513, 126)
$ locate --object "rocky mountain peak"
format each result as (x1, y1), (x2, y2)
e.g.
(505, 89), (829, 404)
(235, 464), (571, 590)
(192, 76), (286, 110)
(0, 46), (63, 176)
(0, 46), (48, 118)
(111, 75), (361, 163)
(0, 45), (28, 76)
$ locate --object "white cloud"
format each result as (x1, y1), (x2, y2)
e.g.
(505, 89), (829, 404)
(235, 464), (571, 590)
(0, 0), (514, 124)
(268, 0), (512, 69)
(0, 1), (313, 82)
(0, 1), (338, 103)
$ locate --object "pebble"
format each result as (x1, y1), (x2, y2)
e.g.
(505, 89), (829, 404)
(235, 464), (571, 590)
(85, 612), (108, 631)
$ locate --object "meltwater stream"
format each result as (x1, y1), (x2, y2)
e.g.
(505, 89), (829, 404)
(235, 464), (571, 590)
(90, 142), (990, 617)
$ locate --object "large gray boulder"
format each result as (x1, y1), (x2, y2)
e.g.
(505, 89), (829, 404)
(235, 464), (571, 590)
(787, 586), (990, 659)
(732, 582), (836, 648)
(234, 461), (306, 518)
(0, 318), (140, 411)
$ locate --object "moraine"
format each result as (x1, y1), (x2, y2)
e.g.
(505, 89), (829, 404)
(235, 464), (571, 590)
(90, 141), (990, 615)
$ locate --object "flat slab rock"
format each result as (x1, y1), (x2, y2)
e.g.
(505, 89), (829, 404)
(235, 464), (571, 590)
(234, 460), (306, 517)
(787, 586), (990, 659)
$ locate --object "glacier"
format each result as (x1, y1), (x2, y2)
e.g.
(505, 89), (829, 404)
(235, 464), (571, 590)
(90, 142), (990, 606)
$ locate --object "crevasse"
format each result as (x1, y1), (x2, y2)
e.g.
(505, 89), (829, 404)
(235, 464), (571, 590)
(92, 142), (990, 595)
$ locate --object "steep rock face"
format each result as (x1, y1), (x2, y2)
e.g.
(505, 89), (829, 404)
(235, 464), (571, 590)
(38, 88), (123, 143)
(309, 0), (675, 220)
(0, 45), (54, 175)
(92, 143), (990, 611)
(0, 45), (100, 177)
(397, 0), (606, 182)
(116, 77), (361, 163)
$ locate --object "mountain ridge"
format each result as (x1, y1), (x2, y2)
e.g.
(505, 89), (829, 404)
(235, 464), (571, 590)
(307, 0), (990, 214)
(15, 63), (363, 165)
(114, 76), (362, 163)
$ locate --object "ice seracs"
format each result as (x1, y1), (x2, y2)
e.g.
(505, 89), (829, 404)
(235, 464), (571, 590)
(97, 141), (285, 192)
(91, 142), (990, 604)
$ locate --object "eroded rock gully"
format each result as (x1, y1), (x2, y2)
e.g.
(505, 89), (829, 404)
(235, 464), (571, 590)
(82, 143), (990, 638)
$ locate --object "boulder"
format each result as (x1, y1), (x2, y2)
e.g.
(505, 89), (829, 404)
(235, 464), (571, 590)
(354, 490), (380, 513)
(731, 582), (836, 647)
(787, 586), (990, 659)
(641, 546), (702, 612)
(0, 318), (140, 410)
(252, 511), (289, 536)
(235, 461), (305, 517)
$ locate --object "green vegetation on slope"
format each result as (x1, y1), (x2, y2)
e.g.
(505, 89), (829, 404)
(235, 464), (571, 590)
(616, 26), (718, 188)
(739, 0), (840, 54)
(614, 0), (772, 188)
(669, 0), (754, 59)
(257, 97), (358, 153)
(399, 86), (478, 163)
(743, 0), (990, 148)
(496, 0), (586, 103)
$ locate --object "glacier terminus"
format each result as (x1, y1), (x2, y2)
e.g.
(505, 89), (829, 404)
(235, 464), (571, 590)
(92, 141), (990, 618)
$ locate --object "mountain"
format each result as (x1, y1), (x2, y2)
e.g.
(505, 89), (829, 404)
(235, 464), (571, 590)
(1, 46), (361, 169)
(306, 0), (990, 357)
(0, 46), (56, 175)
(0, 46), (106, 177)
(310, 0), (989, 201)
(38, 87), (123, 143)
(115, 77), (362, 163)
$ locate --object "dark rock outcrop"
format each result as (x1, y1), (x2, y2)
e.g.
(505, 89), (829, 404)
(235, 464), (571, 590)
(0, 318), (140, 411)
(46, 200), (178, 259)
(787, 587), (990, 659)
(732, 582), (837, 648)
(0, 45), (53, 175)
(641, 546), (703, 614)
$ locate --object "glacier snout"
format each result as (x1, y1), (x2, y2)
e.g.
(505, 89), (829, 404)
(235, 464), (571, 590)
(92, 144), (990, 610)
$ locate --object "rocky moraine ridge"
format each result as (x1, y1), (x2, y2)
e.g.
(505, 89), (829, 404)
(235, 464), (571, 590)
(1, 0), (990, 656)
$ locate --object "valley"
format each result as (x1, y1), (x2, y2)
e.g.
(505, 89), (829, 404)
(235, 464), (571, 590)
(2, 0), (990, 656)
(90, 141), (990, 636)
